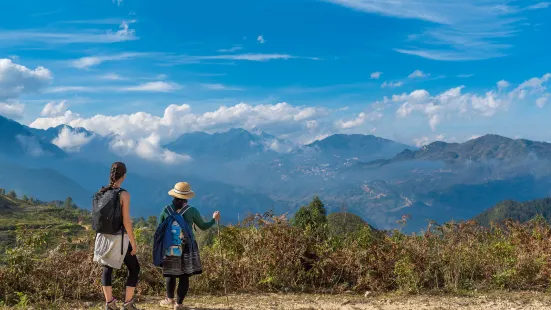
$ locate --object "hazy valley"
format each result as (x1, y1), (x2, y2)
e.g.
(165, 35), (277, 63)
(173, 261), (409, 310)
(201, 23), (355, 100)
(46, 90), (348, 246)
(2, 114), (550, 232)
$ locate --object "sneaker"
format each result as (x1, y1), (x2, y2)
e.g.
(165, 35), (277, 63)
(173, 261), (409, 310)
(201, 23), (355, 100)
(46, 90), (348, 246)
(160, 298), (175, 308)
(121, 299), (140, 310)
(105, 298), (118, 310)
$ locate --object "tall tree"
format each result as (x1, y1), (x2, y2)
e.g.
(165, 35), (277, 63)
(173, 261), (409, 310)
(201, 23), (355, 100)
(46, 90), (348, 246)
(7, 190), (17, 199)
(147, 216), (158, 228)
(63, 197), (74, 209)
(292, 196), (328, 236)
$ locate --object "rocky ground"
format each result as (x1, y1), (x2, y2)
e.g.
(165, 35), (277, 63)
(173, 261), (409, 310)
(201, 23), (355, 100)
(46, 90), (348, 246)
(12, 292), (551, 310)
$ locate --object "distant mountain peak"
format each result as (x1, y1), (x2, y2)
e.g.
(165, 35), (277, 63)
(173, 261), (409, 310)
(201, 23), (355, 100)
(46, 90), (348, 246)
(0, 115), (66, 158)
(164, 127), (288, 160)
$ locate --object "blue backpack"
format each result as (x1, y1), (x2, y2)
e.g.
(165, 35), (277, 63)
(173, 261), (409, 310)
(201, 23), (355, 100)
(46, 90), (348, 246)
(152, 205), (194, 267)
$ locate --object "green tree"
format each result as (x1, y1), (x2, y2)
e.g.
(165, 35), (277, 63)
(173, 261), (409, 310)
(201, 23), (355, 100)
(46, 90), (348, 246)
(292, 196), (328, 236)
(7, 190), (17, 199)
(21, 195), (29, 202)
(62, 197), (74, 209)
(147, 216), (158, 228)
(133, 217), (147, 229)
(0, 188), (5, 195)
(327, 212), (372, 237)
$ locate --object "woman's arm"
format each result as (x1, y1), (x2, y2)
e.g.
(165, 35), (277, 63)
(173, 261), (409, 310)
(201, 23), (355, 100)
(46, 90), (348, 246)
(121, 191), (137, 255)
(192, 208), (217, 230)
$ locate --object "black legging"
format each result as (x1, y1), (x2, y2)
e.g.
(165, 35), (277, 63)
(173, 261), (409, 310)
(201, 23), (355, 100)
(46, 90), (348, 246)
(165, 275), (189, 304)
(101, 244), (140, 287)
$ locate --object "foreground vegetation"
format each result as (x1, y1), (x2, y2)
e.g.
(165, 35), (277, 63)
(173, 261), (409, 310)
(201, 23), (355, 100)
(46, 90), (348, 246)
(2, 195), (551, 306)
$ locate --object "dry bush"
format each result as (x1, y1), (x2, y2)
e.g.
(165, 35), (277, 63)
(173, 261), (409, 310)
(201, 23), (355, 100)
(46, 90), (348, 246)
(2, 214), (551, 306)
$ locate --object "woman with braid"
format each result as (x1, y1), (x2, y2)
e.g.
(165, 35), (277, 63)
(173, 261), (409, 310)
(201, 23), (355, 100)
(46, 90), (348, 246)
(93, 162), (141, 310)
(158, 182), (220, 310)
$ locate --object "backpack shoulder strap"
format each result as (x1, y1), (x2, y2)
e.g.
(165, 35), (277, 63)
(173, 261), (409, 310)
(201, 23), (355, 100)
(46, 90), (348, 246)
(177, 204), (190, 216)
(166, 205), (176, 216)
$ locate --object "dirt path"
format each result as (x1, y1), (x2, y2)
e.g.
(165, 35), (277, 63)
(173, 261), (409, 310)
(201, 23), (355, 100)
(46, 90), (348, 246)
(30, 292), (551, 310)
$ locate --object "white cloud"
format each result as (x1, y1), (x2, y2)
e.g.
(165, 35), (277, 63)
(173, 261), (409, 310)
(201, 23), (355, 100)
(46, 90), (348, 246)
(201, 84), (243, 91)
(381, 81), (403, 88)
(370, 72), (382, 79)
(0, 102), (25, 119)
(124, 81), (181, 92)
(536, 95), (549, 108)
(70, 52), (148, 69)
(325, 0), (543, 61)
(0, 21), (137, 45)
(497, 80), (510, 89)
(509, 73), (551, 100)
(526, 2), (550, 9)
(30, 101), (328, 162)
(45, 81), (182, 93)
(166, 53), (320, 65)
(394, 73), (551, 131)
(134, 134), (192, 164)
(0, 59), (52, 100)
(337, 113), (366, 129)
(457, 74), (474, 78)
(217, 45), (244, 53)
(306, 120), (318, 129)
(46, 86), (93, 93)
(52, 126), (92, 152)
(257, 35), (266, 44)
(100, 73), (125, 80)
(408, 70), (428, 78)
(196, 54), (295, 61)
(413, 136), (430, 147)
(41, 100), (68, 117)
(112, 0), (123, 7)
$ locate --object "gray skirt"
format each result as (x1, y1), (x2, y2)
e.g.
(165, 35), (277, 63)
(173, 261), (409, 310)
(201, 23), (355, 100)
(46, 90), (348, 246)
(162, 240), (203, 277)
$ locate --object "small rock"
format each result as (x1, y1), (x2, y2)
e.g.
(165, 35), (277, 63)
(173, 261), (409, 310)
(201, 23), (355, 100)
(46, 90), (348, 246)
(364, 291), (372, 297)
(342, 299), (351, 305)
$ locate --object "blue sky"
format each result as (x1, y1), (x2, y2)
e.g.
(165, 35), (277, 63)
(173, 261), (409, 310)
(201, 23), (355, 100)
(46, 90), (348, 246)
(1, 0), (550, 159)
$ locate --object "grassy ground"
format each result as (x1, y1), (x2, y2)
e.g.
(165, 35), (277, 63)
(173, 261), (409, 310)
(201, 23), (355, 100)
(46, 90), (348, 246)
(5, 292), (551, 310)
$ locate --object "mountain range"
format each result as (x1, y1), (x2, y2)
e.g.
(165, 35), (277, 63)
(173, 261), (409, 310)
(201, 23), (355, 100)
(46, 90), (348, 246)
(1, 114), (551, 232)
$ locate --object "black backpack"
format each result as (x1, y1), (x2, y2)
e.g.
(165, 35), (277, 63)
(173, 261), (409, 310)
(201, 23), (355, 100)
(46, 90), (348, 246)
(92, 188), (125, 234)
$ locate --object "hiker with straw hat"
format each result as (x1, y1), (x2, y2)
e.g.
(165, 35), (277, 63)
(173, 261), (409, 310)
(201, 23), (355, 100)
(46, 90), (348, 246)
(156, 182), (220, 310)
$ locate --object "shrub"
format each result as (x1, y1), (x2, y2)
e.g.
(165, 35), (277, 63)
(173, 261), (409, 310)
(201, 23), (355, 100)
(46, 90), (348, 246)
(3, 212), (551, 305)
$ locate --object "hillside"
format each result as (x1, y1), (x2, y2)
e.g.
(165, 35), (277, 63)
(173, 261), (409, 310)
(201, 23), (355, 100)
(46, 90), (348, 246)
(302, 134), (412, 163)
(165, 128), (285, 160)
(364, 134), (551, 167)
(0, 192), (90, 255)
(0, 159), (92, 208)
(473, 197), (551, 227)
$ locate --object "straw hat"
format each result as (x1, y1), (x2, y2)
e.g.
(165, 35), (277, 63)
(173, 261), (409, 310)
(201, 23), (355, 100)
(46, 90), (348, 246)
(168, 182), (195, 199)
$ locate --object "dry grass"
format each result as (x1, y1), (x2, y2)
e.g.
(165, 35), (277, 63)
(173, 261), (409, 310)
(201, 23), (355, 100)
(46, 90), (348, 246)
(2, 213), (551, 307)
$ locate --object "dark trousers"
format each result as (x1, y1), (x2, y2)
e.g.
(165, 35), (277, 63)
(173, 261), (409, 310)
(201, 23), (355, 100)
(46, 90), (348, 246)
(165, 275), (190, 304)
(101, 244), (140, 287)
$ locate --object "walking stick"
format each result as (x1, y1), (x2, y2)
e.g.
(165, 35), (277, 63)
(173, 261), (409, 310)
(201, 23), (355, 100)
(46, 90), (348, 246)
(217, 220), (229, 308)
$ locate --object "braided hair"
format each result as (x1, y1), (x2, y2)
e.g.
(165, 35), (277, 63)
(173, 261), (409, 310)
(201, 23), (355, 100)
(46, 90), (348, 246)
(99, 162), (127, 194)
